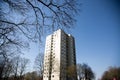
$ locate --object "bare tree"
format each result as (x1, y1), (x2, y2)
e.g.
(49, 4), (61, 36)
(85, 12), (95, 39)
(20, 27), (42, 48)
(1, 59), (13, 80)
(34, 53), (44, 78)
(10, 56), (29, 80)
(0, 24), (28, 80)
(0, 45), (20, 80)
(19, 58), (29, 80)
(67, 65), (77, 80)
(77, 63), (95, 80)
(12, 56), (20, 80)
(24, 71), (39, 80)
(101, 66), (120, 80)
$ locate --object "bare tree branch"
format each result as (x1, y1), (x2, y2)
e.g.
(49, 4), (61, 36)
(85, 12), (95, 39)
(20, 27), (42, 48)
(34, 53), (44, 77)
(0, 0), (80, 79)
(1, 0), (80, 42)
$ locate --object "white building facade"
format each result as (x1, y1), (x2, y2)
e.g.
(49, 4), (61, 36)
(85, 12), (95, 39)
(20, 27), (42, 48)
(43, 29), (77, 80)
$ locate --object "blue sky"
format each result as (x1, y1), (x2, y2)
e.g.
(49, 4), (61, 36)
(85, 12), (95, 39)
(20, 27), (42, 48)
(23, 0), (120, 79)
(71, 0), (120, 79)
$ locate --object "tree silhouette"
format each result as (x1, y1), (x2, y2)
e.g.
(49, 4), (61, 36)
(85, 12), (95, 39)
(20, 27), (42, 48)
(67, 65), (77, 80)
(77, 63), (95, 80)
(19, 57), (29, 80)
(101, 67), (120, 80)
(34, 53), (44, 78)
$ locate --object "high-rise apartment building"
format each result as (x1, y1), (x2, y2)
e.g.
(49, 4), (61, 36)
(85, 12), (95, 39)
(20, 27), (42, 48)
(43, 29), (77, 80)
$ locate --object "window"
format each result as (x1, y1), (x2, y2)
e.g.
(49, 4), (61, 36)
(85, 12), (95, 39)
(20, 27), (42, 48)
(52, 75), (54, 77)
